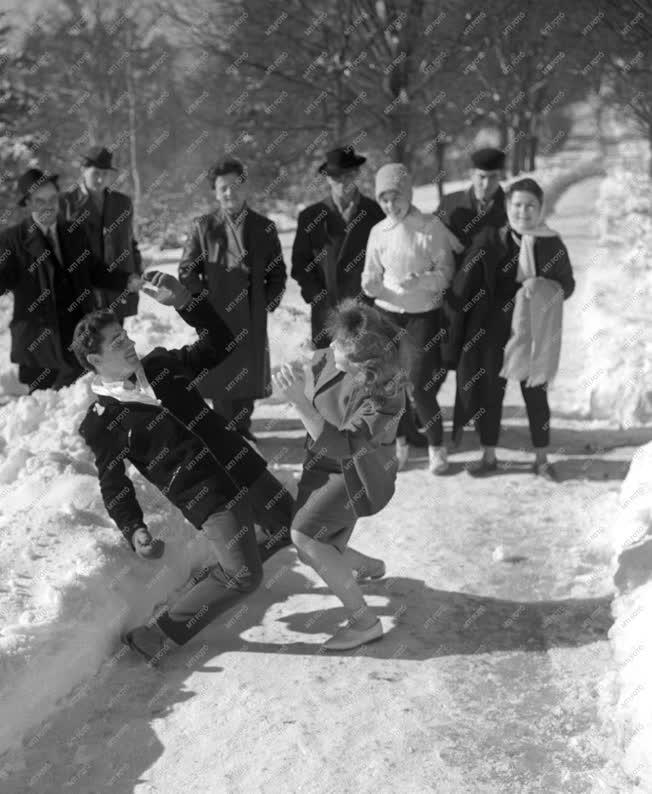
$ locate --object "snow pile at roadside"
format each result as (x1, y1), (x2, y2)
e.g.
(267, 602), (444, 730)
(0, 373), (235, 755)
(0, 299), (302, 756)
(600, 443), (652, 790)
(586, 155), (652, 427)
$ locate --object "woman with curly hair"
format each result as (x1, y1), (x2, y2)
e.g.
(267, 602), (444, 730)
(272, 300), (406, 650)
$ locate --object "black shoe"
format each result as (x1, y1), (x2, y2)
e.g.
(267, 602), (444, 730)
(466, 458), (499, 477)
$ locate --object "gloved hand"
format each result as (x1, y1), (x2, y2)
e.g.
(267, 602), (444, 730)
(133, 527), (165, 559)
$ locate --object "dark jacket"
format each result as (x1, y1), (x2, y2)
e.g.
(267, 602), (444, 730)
(178, 207), (286, 399)
(78, 291), (269, 549)
(291, 195), (385, 346)
(61, 185), (142, 319)
(306, 348), (405, 517)
(0, 216), (128, 378)
(435, 186), (508, 369)
(448, 226), (575, 422)
(435, 186), (507, 252)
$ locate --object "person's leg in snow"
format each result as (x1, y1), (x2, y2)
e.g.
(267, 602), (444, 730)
(521, 381), (558, 480)
(123, 470), (294, 665)
(124, 504), (263, 664)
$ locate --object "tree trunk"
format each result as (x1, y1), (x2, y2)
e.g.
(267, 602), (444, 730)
(334, 59), (347, 141)
(498, 117), (509, 150)
(124, 30), (141, 234)
(434, 138), (446, 200)
(527, 135), (537, 172)
(510, 126), (522, 176)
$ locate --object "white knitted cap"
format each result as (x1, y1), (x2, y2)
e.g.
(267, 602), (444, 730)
(375, 163), (413, 202)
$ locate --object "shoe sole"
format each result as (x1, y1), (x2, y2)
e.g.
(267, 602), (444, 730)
(355, 567), (386, 584)
(121, 631), (161, 667)
(466, 464), (499, 476)
(323, 631), (384, 652)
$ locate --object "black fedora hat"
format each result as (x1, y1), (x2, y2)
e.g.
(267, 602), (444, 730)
(318, 146), (367, 176)
(16, 168), (59, 207)
(82, 146), (116, 171)
(470, 147), (506, 171)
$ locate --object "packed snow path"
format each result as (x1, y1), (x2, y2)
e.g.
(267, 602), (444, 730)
(3, 177), (644, 793)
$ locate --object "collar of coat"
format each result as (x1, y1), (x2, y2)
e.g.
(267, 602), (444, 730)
(22, 217), (67, 265)
(466, 185), (506, 211)
(219, 203), (248, 228)
(69, 183), (128, 208)
(323, 191), (373, 216)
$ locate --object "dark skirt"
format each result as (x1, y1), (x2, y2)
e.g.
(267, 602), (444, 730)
(292, 453), (357, 552)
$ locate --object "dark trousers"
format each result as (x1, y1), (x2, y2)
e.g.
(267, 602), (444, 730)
(227, 397), (255, 433)
(475, 339), (551, 448)
(380, 308), (447, 447)
(18, 363), (83, 393)
(209, 396), (255, 433)
(311, 303), (332, 349)
(156, 468), (293, 646)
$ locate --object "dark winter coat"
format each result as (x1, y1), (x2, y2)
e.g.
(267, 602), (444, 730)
(447, 226), (575, 424)
(178, 207), (286, 400)
(78, 291), (269, 548)
(436, 187), (508, 368)
(0, 216), (128, 378)
(291, 194), (385, 347)
(61, 185), (142, 319)
(435, 186), (507, 252)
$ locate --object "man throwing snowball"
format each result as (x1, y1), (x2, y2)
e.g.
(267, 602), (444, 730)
(74, 271), (293, 663)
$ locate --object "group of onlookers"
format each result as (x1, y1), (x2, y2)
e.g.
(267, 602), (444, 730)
(0, 143), (575, 478)
(0, 141), (576, 656)
(0, 147), (141, 391)
(291, 145), (574, 480)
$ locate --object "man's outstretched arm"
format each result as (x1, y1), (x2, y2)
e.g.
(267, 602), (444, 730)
(142, 271), (235, 377)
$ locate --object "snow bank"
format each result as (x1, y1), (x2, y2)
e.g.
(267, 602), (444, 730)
(600, 444), (652, 790)
(0, 376), (235, 754)
(0, 294), (303, 755)
(586, 147), (652, 427)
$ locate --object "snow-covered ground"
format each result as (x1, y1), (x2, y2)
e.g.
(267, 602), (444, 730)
(586, 145), (652, 427)
(0, 109), (647, 789)
(582, 147), (652, 792)
(0, 287), (308, 758)
(601, 442), (652, 791)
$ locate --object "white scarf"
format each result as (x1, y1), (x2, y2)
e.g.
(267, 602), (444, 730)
(513, 223), (559, 282)
(502, 223), (565, 387)
(91, 365), (162, 407)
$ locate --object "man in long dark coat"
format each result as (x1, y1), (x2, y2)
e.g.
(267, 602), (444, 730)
(0, 168), (135, 392)
(291, 146), (385, 349)
(61, 146), (143, 322)
(178, 157), (287, 443)
(435, 147), (508, 444)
